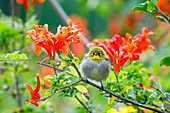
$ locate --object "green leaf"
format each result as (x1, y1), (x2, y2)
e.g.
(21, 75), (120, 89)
(132, 3), (148, 12)
(160, 56), (170, 66)
(44, 75), (56, 83)
(156, 16), (167, 22)
(0, 51), (28, 61)
(165, 13), (169, 16)
(147, 1), (156, 13)
(13, 54), (21, 60)
(68, 66), (79, 77)
(158, 103), (164, 110)
(152, 0), (158, 4)
(20, 53), (28, 60)
(0, 55), (6, 60)
(127, 89), (136, 99)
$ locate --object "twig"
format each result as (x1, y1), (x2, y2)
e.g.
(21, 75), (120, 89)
(71, 63), (164, 113)
(75, 95), (92, 113)
(150, 78), (170, 103)
(152, 104), (170, 113)
(81, 78), (163, 113)
(68, 52), (82, 78)
(38, 62), (164, 113)
(13, 73), (22, 107)
(72, 63), (82, 78)
(155, 5), (170, 24)
(47, 0), (91, 50)
(37, 62), (75, 77)
(11, 0), (14, 27)
(48, 0), (69, 24)
(37, 80), (81, 102)
(12, 61), (22, 107)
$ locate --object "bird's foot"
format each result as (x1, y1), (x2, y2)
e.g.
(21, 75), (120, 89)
(100, 81), (104, 91)
(86, 78), (89, 83)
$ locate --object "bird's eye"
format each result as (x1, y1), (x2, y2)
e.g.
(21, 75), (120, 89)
(91, 52), (94, 57)
(98, 52), (102, 56)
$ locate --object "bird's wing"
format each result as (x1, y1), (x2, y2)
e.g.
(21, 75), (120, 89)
(105, 55), (110, 61)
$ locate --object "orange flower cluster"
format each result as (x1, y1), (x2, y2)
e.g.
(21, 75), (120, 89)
(26, 20), (81, 57)
(91, 27), (153, 73)
(25, 73), (41, 107)
(16, 0), (45, 11)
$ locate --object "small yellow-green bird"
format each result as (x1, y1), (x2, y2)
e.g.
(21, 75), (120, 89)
(80, 46), (110, 88)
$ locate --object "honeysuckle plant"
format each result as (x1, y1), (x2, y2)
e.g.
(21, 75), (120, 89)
(1, 0), (170, 113)
(24, 19), (170, 113)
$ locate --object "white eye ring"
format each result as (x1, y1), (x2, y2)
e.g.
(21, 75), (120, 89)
(91, 52), (94, 57)
(98, 52), (102, 56)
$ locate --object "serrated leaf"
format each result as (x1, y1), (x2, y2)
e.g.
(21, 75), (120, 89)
(160, 56), (170, 66)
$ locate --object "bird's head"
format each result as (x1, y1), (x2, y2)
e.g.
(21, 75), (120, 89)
(88, 46), (106, 62)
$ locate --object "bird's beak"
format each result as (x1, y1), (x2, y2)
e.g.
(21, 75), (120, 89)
(92, 55), (100, 60)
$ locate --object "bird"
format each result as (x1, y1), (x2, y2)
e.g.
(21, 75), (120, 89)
(80, 46), (110, 89)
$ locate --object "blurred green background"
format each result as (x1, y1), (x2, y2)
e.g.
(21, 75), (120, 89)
(0, 0), (170, 113)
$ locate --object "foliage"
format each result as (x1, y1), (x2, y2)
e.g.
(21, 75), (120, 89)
(0, 51), (28, 61)
(160, 56), (170, 66)
(0, 0), (170, 113)
(133, 0), (170, 23)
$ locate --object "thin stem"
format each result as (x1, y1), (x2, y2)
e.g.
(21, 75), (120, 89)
(38, 62), (166, 113)
(11, 0), (15, 27)
(13, 61), (22, 107)
(37, 80), (81, 102)
(155, 5), (170, 24)
(115, 73), (124, 97)
(37, 62), (76, 77)
(150, 85), (170, 103)
(75, 95), (92, 113)
(82, 78), (163, 113)
(13, 73), (22, 107)
(47, 0), (91, 50)
(72, 63), (82, 78)
(48, 0), (69, 24)
(51, 60), (58, 76)
(71, 63), (164, 113)
(152, 104), (170, 113)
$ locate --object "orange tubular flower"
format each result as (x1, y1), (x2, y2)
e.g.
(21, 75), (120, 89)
(26, 20), (81, 57)
(25, 73), (41, 107)
(121, 33), (139, 63)
(134, 27), (152, 54)
(16, 0), (45, 11)
(90, 27), (152, 73)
